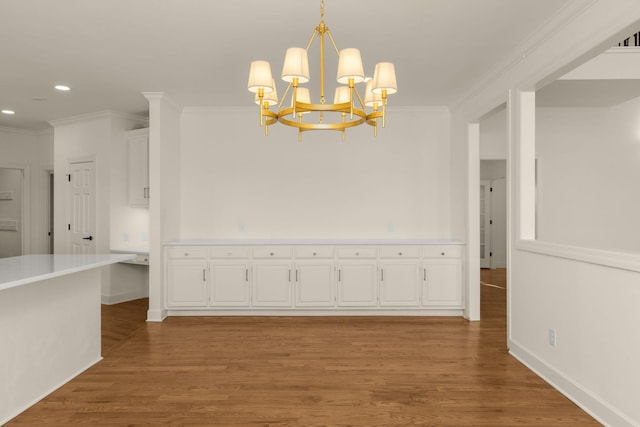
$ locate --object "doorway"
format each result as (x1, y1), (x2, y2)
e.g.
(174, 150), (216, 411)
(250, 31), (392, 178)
(0, 167), (26, 258)
(480, 161), (506, 270)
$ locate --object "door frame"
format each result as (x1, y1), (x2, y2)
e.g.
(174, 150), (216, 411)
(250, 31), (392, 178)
(0, 163), (30, 255)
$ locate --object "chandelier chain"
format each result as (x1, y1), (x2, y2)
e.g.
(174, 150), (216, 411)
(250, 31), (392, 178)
(320, 0), (325, 21)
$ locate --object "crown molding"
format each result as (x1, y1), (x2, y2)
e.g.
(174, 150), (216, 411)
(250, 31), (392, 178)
(0, 125), (37, 136)
(142, 92), (182, 113)
(49, 110), (148, 128)
(451, 0), (601, 111)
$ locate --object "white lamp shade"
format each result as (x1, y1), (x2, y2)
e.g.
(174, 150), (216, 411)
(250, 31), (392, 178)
(333, 86), (350, 104)
(372, 62), (397, 95)
(282, 47), (310, 83)
(294, 87), (311, 104)
(337, 48), (365, 84)
(255, 79), (278, 106)
(248, 60), (274, 93)
(364, 80), (383, 106)
(292, 87), (311, 114)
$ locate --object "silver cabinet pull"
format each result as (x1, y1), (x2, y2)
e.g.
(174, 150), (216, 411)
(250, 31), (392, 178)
(245, 269), (249, 282)
(202, 269), (206, 282)
(295, 269), (299, 282)
(338, 269), (342, 282)
(398, 252), (402, 256)
(381, 269), (384, 282)
(288, 269), (291, 282)
(423, 268), (427, 281)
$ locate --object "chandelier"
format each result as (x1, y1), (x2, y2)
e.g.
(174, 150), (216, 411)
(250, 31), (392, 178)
(247, 0), (397, 140)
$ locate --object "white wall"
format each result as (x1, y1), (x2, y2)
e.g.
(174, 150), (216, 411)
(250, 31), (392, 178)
(0, 127), (53, 255)
(179, 107), (451, 240)
(536, 99), (640, 252)
(480, 106), (508, 159)
(51, 111), (148, 300)
(451, 1), (640, 425)
(145, 93), (182, 321)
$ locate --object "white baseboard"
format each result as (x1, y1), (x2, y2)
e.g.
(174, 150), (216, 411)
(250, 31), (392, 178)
(146, 309), (167, 322)
(101, 289), (149, 305)
(166, 308), (465, 317)
(508, 338), (636, 427)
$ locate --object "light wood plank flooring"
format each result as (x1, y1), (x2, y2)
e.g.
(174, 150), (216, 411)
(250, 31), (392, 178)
(7, 270), (598, 426)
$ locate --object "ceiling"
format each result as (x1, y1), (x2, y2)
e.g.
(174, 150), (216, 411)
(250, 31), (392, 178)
(0, 0), (571, 130)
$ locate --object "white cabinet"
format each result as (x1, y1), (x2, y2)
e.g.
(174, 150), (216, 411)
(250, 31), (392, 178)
(166, 261), (208, 307)
(209, 262), (250, 306)
(252, 262), (293, 307)
(379, 262), (421, 306)
(337, 262), (378, 306)
(294, 262), (335, 307)
(127, 128), (149, 207)
(422, 260), (463, 307)
(164, 242), (465, 314)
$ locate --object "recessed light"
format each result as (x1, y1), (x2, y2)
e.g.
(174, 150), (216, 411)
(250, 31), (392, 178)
(55, 85), (71, 91)
(1, 110), (15, 115)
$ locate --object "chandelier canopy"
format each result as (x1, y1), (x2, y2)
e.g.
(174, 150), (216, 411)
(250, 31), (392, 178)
(247, 0), (397, 140)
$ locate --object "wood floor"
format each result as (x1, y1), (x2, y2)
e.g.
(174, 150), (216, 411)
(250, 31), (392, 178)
(7, 270), (599, 426)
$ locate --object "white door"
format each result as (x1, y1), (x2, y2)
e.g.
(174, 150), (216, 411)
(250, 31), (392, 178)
(480, 180), (491, 268)
(379, 262), (420, 306)
(252, 262), (293, 307)
(295, 262), (335, 307)
(68, 161), (95, 255)
(210, 262), (250, 306)
(337, 262), (378, 307)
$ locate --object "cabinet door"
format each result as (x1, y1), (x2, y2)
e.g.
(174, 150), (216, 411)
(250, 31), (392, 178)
(337, 262), (378, 306)
(128, 131), (149, 207)
(252, 262), (293, 307)
(167, 261), (208, 307)
(422, 260), (462, 307)
(379, 262), (420, 306)
(295, 262), (335, 307)
(210, 262), (250, 307)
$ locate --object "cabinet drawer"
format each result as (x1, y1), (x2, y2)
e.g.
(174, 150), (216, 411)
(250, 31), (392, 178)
(252, 246), (293, 259)
(379, 246), (420, 259)
(422, 245), (462, 259)
(295, 246), (334, 259)
(337, 247), (377, 259)
(209, 246), (250, 259)
(167, 247), (208, 259)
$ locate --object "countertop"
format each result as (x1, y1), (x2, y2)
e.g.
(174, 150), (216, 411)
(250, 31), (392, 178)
(110, 247), (149, 255)
(164, 239), (465, 246)
(0, 254), (136, 291)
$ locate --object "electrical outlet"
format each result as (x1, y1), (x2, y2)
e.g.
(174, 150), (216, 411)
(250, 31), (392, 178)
(548, 329), (556, 347)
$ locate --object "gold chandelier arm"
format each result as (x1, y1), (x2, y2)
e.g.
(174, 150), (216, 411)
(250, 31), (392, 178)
(278, 82), (293, 110)
(353, 86), (365, 109)
(325, 30), (341, 57)
(305, 28), (318, 51)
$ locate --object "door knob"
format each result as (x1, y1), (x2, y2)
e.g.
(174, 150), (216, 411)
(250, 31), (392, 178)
(82, 236), (93, 241)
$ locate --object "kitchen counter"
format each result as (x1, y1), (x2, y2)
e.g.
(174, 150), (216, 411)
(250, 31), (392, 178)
(0, 253), (135, 291)
(0, 253), (134, 424)
(165, 238), (465, 246)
